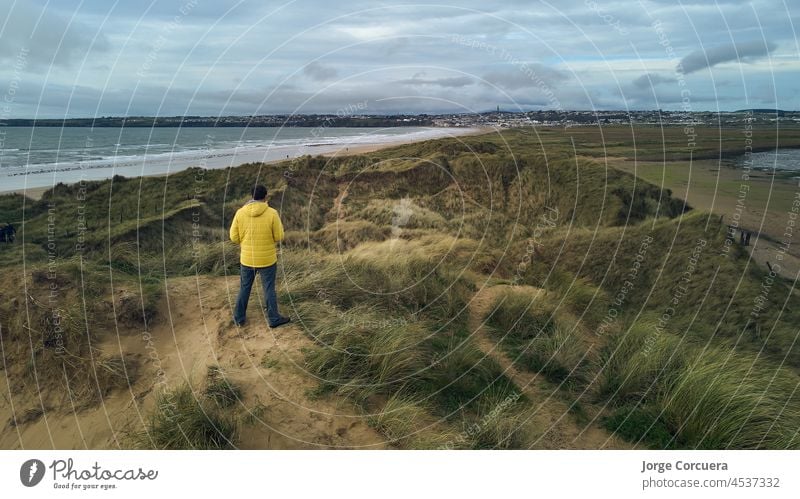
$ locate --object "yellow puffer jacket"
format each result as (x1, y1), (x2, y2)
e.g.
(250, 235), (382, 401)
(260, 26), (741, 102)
(229, 200), (285, 268)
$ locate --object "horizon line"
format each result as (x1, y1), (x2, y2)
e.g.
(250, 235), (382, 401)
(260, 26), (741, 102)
(0, 108), (794, 121)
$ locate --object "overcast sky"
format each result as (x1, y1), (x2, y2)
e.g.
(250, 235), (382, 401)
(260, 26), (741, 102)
(0, 0), (797, 117)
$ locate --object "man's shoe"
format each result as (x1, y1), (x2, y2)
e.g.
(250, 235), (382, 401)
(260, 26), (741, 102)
(232, 319), (246, 327)
(269, 316), (291, 329)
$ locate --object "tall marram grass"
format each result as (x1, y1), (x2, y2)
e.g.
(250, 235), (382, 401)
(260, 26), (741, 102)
(660, 349), (800, 449)
(351, 198), (449, 230)
(187, 240), (241, 276)
(599, 322), (800, 449)
(518, 262), (609, 328)
(311, 220), (389, 252)
(597, 320), (687, 402)
(288, 247), (527, 448)
(368, 393), (460, 448)
(485, 287), (590, 386)
(282, 239), (475, 321)
(369, 394), (430, 444)
(0, 271), (140, 408)
(298, 301), (430, 403)
(134, 384), (237, 449)
(466, 387), (535, 450)
(485, 286), (553, 338)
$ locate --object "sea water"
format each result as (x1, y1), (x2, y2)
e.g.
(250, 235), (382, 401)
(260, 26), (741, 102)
(0, 126), (473, 192)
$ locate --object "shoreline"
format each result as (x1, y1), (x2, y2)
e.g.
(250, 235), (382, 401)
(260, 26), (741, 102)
(1, 127), (490, 201)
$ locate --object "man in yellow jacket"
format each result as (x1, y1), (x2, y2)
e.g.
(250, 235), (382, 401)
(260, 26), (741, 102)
(229, 184), (290, 328)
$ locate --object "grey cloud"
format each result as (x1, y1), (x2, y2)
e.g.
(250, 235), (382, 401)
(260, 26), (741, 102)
(4, 0), (798, 115)
(397, 75), (473, 87)
(383, 37), (410, 57)
(0, 0), (109, 68)
(482, 64), (569, 90)
(632, 73), (677, 89)
(48, 0), (261, 20)
(213, 83), (476, 115)
(646, 0), (741, 4)
(677, 40), (777, 74)
(303, 61), (339, 81)
(621, 82), (740, 109)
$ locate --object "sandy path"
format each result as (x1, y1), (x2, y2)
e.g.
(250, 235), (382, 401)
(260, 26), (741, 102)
(129, 274), (387, 449)
(332, 183), (349, 221)
(467, 284), (629, 449)
(1, 275), (386, 449)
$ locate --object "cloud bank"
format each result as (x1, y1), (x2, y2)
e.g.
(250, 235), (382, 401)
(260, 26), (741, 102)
(677, 40), (777, 74)
(0, 0), (795, 116)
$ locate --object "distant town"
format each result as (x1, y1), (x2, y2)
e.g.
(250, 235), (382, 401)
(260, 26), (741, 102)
(1, 109), (796, 128)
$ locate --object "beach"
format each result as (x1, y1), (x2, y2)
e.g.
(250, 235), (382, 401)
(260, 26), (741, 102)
(0, 126), (486, 200)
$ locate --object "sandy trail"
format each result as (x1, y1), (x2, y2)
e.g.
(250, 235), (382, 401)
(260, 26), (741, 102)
(1, 275), (386, 449)
(122, 274), (386, 449)
(332, 183), (349, 221)
(467, 284), (629, 449)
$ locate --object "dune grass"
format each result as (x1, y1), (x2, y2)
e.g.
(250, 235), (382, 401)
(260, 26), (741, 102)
(284, 242), (531, 448)
(485, 287), (590, 387)
(596, 319), (687, 402)
(0, 264), (140, 407)
(134, 384), (237, 450)
(367, 393), (461, 448)
(660, 349), (800, 449)
(298, 301), (430, 402)
(282, 240), (476, 322)
(599, 322), (800, 449)
(310, 220), (390, 252)
(368, 393), (431, 444)
(523, 211), (800, 367)
(204, 366), (243, 409)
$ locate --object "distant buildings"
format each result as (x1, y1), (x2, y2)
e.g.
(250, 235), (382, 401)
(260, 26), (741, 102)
(2, 110), (796, 128)
(430, 110), (799, 128)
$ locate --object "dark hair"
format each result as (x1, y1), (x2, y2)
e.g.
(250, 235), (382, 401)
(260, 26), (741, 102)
(252, 184), (268, 200)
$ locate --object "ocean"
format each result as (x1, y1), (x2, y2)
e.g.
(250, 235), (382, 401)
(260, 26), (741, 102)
(0, 126), (474, 192)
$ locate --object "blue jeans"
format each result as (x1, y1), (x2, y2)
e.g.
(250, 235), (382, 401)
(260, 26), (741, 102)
(234, 263), (282, 326)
